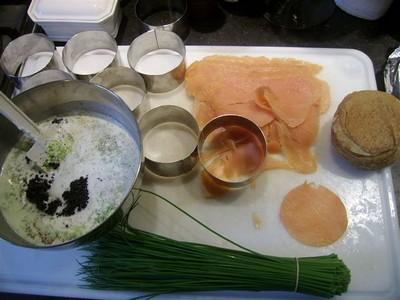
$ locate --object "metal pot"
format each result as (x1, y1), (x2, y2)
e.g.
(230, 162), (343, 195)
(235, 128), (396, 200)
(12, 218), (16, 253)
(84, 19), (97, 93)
(0, 80), (143, 249)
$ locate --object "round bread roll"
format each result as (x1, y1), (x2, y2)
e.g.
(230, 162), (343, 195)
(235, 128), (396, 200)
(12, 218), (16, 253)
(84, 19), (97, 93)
(331, 90), (400, 169)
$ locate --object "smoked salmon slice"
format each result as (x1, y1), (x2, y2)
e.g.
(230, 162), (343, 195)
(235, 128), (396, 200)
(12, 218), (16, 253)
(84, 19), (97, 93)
(262, 121), (281, 154)
(185, 55), (330, 174)
(191, 56), (323, 76)
(259, 80), (315, 128)
(273, 120), (317, 173)
(280, 182), (348, 247)
(289, 103), (320, 148)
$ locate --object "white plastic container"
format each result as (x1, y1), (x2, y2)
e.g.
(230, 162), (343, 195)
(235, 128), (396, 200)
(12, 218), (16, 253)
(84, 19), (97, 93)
(335, 0), (394, 20)
(28, 0), (122, 42)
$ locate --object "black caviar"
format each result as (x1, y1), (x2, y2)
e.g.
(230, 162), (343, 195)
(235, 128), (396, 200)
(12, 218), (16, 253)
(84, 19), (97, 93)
(26, 175), (52, 212)
(51, 117), (64, 124)
(45, 199), (62, 215)
(58, 176), (89, 217)
(46, 162), (60, 170)
(26, 173), (89, 217)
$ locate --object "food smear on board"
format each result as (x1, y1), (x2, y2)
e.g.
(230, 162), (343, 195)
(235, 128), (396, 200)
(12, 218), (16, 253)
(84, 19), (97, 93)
(280, 182), (348, 247)
(251, 212), (263, 229)
(0, 114), (139, 245)
(185, 55), (330, 174)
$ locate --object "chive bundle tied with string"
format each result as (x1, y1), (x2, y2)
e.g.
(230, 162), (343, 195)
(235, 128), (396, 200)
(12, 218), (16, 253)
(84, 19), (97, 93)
(79, 189), (351, 299)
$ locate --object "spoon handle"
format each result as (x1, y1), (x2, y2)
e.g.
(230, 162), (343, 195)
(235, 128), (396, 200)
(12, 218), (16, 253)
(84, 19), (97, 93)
(0, 91), (46, 145)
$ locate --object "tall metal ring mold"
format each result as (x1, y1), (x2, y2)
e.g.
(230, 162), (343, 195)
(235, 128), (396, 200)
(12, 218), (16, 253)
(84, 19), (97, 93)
(62, 30), (119, 81)
(127, 30), (186, 93)
(139, 105), (199, 177)
(90, 66), (146, 112)
(19, 70), (75, 94)
(135, 0), (189, 40)
(198, 114), (267, 189)
(0, 33), (63, 89)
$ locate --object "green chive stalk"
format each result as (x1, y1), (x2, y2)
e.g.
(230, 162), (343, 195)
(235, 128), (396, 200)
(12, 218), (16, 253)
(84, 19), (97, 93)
(79, 190), (351, 299)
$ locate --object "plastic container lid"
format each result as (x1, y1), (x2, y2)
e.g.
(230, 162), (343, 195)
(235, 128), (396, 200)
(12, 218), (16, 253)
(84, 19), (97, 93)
(28, 0), (118, 22)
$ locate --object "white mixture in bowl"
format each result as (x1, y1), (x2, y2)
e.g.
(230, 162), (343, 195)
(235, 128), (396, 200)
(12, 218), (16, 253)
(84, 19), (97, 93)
(0, 113), (139, 246)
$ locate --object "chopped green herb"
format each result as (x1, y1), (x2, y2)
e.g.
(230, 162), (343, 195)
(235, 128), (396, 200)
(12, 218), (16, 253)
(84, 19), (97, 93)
(44, 133), (74, 170)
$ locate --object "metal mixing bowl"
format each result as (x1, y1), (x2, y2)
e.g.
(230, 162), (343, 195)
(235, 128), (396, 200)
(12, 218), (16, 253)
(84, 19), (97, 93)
(0, 80), (143, 248)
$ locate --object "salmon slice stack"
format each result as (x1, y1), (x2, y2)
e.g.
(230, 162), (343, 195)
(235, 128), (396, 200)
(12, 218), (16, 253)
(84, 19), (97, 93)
(185, 55), (330, 173)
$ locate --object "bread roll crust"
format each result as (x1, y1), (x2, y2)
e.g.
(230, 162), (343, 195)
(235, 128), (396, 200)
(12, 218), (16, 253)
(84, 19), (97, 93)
(331, 90), (400, 170)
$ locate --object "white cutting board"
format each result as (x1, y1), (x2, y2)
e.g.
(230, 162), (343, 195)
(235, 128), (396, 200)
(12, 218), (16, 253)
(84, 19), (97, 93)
(0, 46), (399, 300)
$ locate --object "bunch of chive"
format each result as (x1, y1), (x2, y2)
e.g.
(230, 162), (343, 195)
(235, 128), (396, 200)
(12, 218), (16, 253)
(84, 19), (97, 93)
(79, 225), (350, 299)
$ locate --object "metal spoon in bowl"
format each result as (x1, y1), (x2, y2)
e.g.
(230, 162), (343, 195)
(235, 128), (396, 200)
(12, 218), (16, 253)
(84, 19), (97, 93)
(0, 91), (48, 168)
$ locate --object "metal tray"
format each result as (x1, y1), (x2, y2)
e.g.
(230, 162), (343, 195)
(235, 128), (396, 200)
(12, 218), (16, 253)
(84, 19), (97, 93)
(1, 46), (400, 300)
